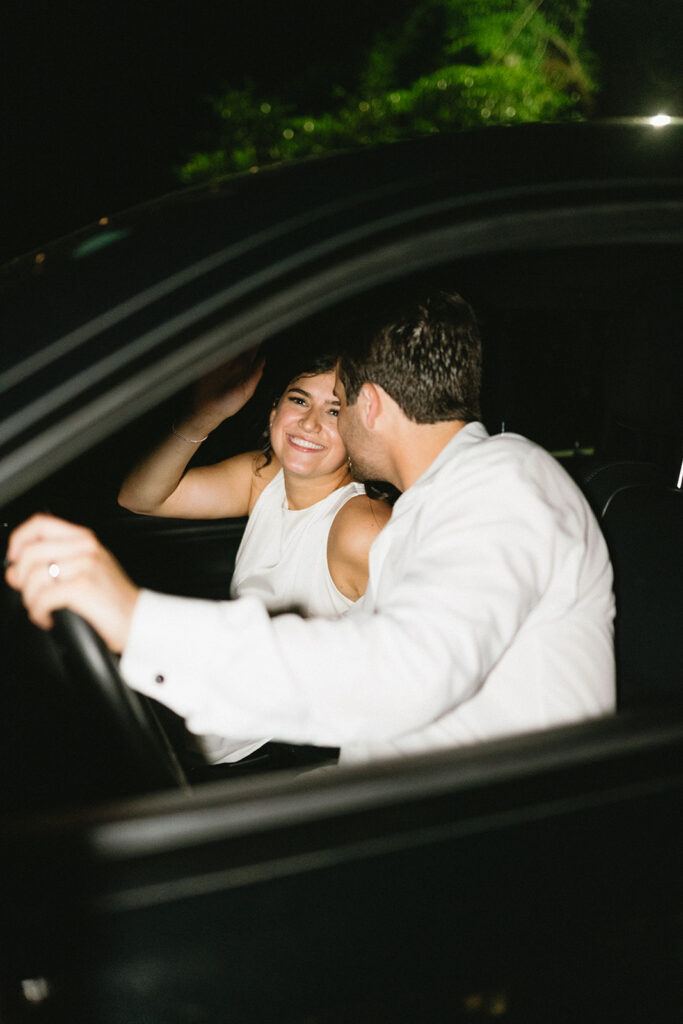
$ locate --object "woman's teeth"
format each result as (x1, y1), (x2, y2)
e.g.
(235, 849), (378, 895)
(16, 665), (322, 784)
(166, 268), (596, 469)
(286, 434), (323, 450)
(290, 436), (324, 450)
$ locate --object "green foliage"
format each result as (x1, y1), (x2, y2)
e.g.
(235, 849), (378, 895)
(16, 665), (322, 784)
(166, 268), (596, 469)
(178, 1), (596, 184)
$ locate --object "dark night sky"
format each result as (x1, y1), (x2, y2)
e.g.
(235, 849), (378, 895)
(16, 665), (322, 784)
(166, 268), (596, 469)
(2, 0), (680, 263)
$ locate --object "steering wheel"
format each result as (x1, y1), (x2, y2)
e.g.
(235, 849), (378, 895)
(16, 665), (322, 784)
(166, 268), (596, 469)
(52, 608), (189, 792)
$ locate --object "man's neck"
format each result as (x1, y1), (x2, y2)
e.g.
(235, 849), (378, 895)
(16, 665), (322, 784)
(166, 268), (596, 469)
(391, 420), (467, 491)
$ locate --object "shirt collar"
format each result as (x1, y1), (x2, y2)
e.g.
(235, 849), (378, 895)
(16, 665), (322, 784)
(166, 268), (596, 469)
(392, 421), (489, 512)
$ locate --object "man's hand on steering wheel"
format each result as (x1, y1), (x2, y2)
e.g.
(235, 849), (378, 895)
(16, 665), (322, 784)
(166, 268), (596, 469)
(5, 513), (138, 653)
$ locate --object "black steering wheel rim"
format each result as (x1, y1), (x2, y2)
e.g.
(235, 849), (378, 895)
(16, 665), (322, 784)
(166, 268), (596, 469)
(52, 608), (189, 791)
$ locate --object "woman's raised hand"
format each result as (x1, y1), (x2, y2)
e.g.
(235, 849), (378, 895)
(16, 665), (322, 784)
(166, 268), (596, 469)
(119, 347), (265, 517)
(186, 349), (265, 435)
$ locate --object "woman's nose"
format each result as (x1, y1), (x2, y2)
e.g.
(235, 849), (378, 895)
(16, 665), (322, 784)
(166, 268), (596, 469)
(300, 407), (321, 431)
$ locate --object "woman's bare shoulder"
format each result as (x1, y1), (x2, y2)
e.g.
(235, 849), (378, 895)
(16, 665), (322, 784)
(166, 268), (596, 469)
(327, 493), (392, 600)
(330, 493), (392, 554)
(346, 493), (393, 526)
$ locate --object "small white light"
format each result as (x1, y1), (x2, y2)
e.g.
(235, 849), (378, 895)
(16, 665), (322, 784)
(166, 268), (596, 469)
(22, 978), (51, 1004)
(648, 113), (672, 128)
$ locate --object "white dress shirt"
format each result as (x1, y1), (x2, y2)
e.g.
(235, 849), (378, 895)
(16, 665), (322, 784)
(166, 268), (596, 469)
(121, 423), (616, 766)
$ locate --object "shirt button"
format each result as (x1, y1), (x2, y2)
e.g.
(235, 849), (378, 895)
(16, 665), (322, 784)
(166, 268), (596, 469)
(154, 673), (165, 684)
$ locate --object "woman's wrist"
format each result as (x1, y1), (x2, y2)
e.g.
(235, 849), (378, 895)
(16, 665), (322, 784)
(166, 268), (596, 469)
(172, 410), (224, 443)
(171, 423), (208, 445)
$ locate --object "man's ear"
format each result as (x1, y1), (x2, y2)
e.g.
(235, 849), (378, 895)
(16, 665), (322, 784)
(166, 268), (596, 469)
(359, 382), (382, 429)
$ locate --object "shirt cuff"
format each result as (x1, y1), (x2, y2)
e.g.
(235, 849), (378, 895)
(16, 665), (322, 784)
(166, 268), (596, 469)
(119, 588), (306, 741)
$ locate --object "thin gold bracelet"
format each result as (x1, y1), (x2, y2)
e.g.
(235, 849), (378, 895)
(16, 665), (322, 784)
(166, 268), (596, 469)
(172, 424), (208, 444)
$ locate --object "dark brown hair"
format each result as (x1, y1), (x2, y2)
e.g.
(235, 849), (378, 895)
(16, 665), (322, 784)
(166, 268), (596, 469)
(338, 292), (482, 423)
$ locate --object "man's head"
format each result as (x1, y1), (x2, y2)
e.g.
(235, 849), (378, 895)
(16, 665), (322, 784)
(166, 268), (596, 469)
(335, 293), (482, 487)
(338, 292), (482, 424)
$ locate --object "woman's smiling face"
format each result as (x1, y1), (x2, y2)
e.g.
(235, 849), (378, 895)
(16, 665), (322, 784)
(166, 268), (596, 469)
(269, 371), (348, 479)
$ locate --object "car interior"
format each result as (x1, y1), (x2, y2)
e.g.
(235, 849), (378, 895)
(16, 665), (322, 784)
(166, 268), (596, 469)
(2, 234), (681, 820)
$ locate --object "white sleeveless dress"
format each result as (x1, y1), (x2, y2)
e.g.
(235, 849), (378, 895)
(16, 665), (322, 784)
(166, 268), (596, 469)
(200, 470), (366, 763)
(230, 469), (366, 617)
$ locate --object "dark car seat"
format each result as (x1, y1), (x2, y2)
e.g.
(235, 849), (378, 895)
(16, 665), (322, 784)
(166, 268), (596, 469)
(600, 477), (682, 709)
(579, 312), (682, 709)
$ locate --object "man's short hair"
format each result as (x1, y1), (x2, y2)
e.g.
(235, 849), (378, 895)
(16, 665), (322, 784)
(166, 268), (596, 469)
(338, 292), (482, 423)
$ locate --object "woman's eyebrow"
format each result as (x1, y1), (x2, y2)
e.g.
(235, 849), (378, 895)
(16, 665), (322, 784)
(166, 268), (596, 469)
(287, 387), (340, 405)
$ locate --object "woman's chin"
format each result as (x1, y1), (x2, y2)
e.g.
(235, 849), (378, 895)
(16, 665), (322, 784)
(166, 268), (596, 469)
(281, 456), (348, 481)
